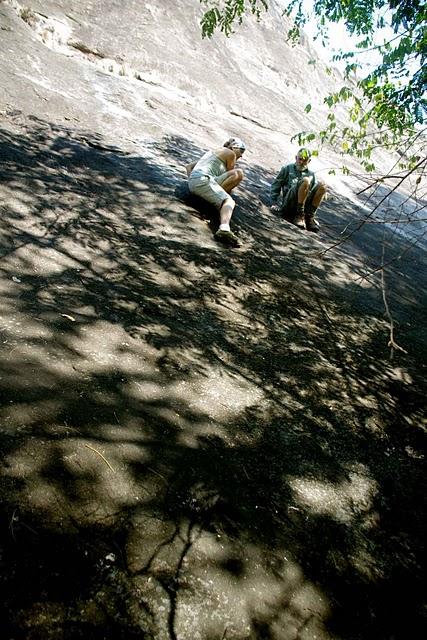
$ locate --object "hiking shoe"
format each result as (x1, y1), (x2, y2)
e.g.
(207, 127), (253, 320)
(292, 211), (306, 229)
(215, 229), (241, 248)
(305, 215), (320, 233)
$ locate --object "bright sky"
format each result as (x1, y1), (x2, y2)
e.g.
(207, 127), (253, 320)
(300, 0), (396, 72)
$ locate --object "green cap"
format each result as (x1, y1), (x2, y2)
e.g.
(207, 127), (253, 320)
(297, 148), (311, 160)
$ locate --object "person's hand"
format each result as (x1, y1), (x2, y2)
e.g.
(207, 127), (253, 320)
(271, 204), (280, 212)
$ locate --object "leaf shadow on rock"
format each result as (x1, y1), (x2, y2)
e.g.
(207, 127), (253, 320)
(0, 120), (426, 640)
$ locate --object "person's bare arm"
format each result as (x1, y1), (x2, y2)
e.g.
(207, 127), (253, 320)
(185, 161), (197, 177)
(270, 166), (288, 208)
(218, 147), (236, 171)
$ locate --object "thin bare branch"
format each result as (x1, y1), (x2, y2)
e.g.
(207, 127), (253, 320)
(319, 156), (427, 258)
(84, 444), (115, 472)
(380, 247), (408, 360)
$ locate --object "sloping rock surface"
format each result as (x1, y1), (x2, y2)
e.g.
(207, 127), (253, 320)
(0, 1), (426, 639)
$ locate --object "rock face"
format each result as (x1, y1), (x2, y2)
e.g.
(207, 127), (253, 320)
(0, 0), (347, 160)
(1, 2), (426, 640)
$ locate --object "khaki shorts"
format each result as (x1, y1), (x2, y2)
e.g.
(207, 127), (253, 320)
(188, 172), (230, 209)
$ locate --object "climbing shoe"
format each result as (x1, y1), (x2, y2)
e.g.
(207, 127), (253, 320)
(305, 214), (320, 233)
(215, 229), (241, 248)
(292, 210), (306, 229)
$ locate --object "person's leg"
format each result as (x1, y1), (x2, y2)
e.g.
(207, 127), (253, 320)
(297, 177), (312, 204)
(218, 196), (235, 228)
(215, 196), (240, 247)
(305, 182), (327, 232)
(216, 169), (244, 194)
(188, 175), (240, 246)
(293, 177), (313, 229)
(311, 182), (327, 208)
(214, 173), (242, 245)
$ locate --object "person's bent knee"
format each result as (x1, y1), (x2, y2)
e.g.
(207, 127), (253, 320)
(227, 168), (243, 183)
(300, 177), (312, 187)
(221, 195), (235, 210)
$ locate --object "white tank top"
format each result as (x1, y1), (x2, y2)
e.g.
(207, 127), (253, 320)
(190, 151), (227, 178)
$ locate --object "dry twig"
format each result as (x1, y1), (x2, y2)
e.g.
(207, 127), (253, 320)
(84, 443), (115, 472)
(380, 246), (408, 359)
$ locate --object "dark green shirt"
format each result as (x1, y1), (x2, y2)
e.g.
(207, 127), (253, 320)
(270, 163), (316, 206)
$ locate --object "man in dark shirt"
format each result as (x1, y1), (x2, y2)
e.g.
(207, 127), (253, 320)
(270, 148), (327, 232)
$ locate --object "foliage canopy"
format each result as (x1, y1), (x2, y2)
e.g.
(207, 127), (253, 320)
(200, 1), (426, 172)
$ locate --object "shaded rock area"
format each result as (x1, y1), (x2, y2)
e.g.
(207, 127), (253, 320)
(0, 1), (426, 639)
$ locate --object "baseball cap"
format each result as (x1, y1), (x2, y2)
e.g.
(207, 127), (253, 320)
(227, 137), (246, 151)
(297, 147), (311, 160)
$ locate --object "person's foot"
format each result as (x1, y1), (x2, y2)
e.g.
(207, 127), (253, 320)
(305, 215), (320, 233)
(215, 229), (241, 248)
(292, 210), (306, 229)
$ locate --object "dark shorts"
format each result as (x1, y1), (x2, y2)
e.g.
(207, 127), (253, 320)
(280, 179), (317, 213)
